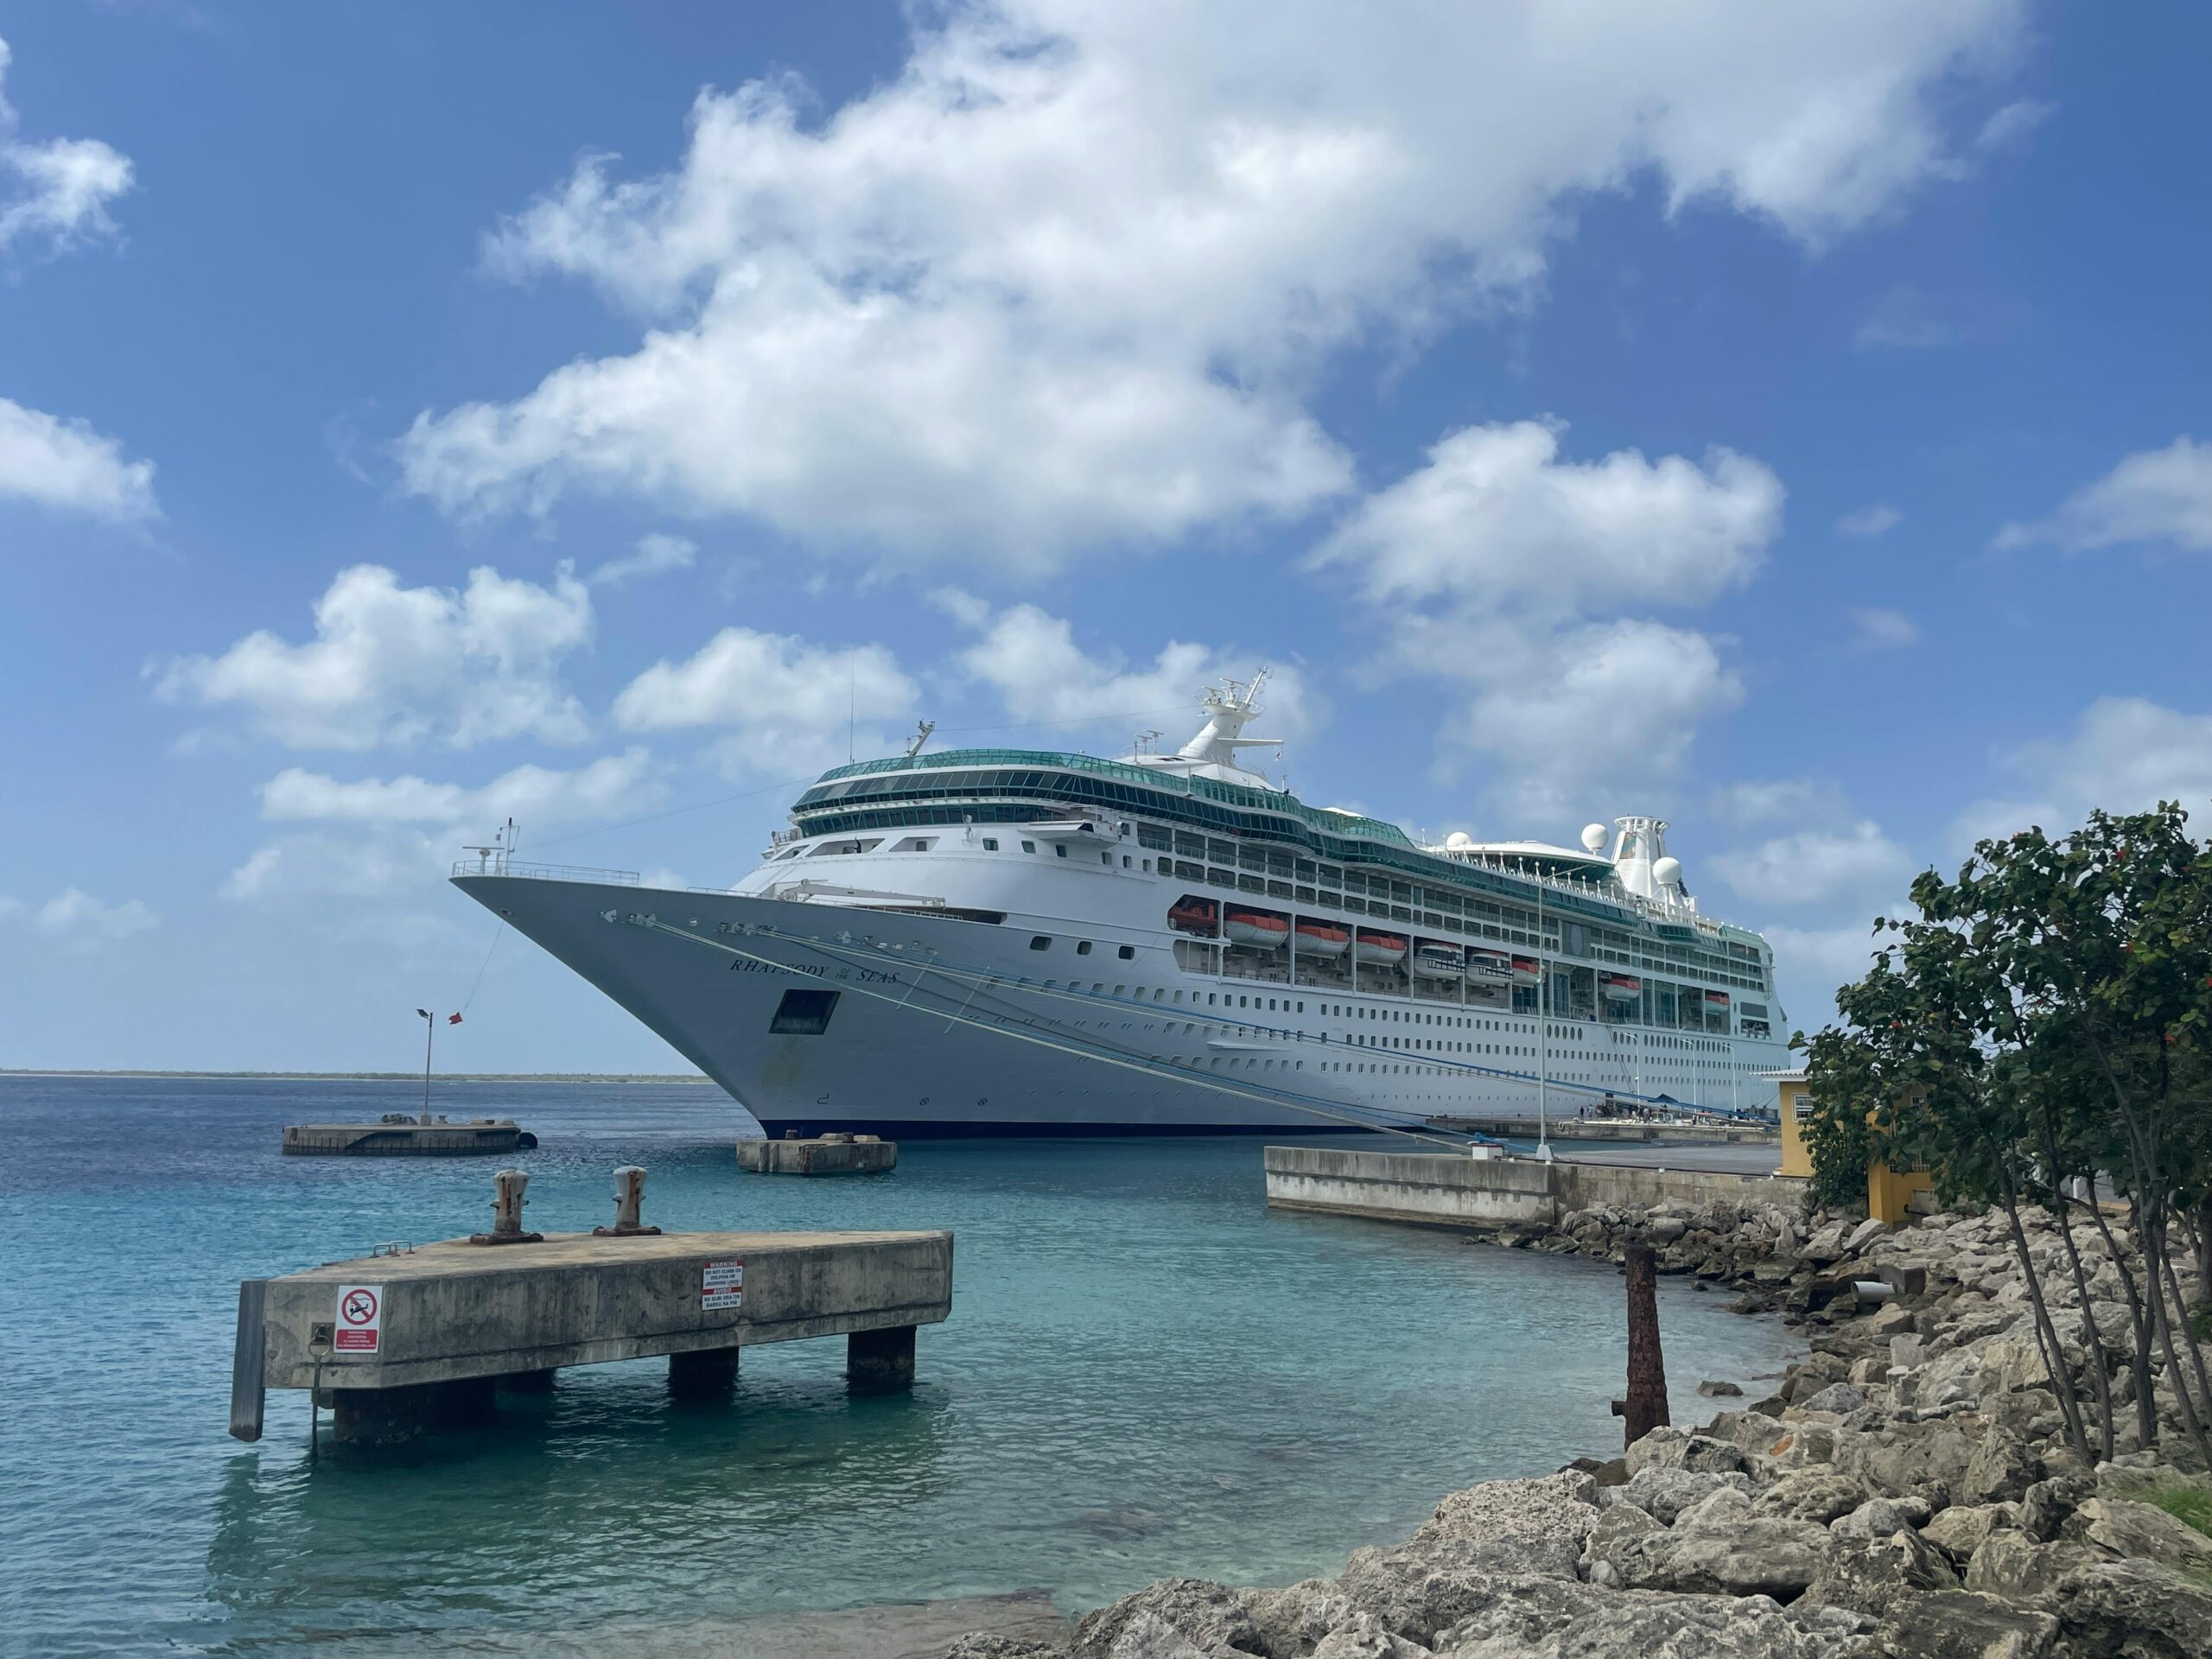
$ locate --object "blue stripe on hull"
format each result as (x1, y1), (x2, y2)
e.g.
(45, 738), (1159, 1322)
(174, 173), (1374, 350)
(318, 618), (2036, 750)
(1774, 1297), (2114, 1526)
(753, 1117), (1401, 1141)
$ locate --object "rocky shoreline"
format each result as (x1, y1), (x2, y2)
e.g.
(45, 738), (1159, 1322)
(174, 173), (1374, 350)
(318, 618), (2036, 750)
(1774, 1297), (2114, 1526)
(945, 1197), (2212, 1658)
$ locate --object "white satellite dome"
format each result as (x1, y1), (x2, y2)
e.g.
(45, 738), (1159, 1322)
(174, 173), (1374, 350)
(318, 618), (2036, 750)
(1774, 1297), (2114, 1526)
(1445, 830), (1475, 852)
(1652, 855), (1683, 887)
(1580, 823), (1609, 853)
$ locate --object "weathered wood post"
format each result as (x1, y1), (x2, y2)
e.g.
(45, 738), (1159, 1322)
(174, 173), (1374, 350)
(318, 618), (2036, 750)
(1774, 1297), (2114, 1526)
(1610, 1242), (1670, 1447)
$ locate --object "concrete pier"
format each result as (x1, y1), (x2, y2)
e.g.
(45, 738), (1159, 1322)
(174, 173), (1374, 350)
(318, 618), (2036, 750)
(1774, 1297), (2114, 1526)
(1263, 1144), (1803, 1232)
(232, 1226), (951, 1444)
(1424, 1115), (1777, 1145)
(737, 1134), (898, 1176)
(281, 1119), (537, 1156)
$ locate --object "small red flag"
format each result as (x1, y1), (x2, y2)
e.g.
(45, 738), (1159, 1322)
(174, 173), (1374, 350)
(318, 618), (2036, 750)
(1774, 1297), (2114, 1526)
(448, 1012), (464, 1025)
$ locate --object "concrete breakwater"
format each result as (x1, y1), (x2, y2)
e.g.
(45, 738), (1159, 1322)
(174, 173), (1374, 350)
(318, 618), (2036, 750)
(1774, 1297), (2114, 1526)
(944, 1192), (2212, 1658)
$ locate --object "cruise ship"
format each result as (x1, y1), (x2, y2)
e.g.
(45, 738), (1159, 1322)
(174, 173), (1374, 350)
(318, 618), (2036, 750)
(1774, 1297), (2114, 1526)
(452, 673), (1789, 1136)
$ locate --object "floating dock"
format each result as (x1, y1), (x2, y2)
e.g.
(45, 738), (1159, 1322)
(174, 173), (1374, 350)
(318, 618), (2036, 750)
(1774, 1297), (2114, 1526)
(280, 1118), (537, 1156)
(737, 1133), (897, 1176)
(229, 1215), (952, 1444)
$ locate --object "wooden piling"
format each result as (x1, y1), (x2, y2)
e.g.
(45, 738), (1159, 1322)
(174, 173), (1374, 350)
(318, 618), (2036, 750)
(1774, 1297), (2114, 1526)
(1611, 1242), (1670, 1448)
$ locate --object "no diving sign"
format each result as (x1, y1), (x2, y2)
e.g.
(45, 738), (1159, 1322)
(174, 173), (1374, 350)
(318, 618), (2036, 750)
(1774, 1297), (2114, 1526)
(701, 1260), (744, 1313)
(334, 1284), (382, 1353)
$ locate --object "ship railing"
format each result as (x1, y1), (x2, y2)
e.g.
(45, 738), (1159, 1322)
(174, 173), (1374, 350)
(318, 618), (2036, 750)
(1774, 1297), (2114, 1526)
(450, 855), (640, 886)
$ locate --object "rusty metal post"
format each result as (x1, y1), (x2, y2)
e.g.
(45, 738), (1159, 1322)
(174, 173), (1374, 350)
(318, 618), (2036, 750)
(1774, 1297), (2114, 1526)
(594, 1165), (661, 1237)
(1611, 1242), (1670, 1448)
(469, 1168), (543, 1245)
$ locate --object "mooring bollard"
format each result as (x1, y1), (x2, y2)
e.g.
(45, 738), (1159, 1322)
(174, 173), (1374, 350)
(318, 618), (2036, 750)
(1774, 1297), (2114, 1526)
(593, 1164), (662, 1237)
(468, 1167), (544, 1246)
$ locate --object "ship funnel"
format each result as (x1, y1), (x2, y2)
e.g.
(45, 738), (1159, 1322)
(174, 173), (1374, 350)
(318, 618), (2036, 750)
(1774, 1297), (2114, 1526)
(1611, 817), (1670, 900)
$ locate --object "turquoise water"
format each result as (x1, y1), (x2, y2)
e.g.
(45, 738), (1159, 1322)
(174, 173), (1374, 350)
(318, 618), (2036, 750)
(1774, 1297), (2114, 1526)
(0, 1077), (1797, 1656)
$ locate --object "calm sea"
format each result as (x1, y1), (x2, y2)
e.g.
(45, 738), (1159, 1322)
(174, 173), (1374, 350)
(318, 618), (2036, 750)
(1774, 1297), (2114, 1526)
(0, 1076), (1796, 1656)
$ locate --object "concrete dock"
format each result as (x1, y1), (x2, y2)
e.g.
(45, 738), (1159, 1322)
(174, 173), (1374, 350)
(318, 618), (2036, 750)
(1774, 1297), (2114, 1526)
(281, 1118), (537, 1156)
(1264, 1143), (1802, 1232)
(737, 1134), (898, 1176)
(1426, 1115), (1777, 1145)
(230, 1225), (953, 1445)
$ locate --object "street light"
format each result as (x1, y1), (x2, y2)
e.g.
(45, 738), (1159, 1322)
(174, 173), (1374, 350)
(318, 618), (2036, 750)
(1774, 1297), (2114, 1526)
(415, 1007), (435, 1125)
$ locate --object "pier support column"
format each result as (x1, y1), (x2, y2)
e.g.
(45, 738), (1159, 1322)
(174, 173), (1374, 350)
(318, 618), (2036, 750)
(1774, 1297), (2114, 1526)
(668, 1346), (741, 1399)
(331, 1376), (497, 1445)
(847, 1325), (916, 1395)
(497, 1368), (556, 1394)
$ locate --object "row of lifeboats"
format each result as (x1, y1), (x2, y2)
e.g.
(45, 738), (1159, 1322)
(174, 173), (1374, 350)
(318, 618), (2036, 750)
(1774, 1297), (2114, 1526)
(1166, 897), (1735, 1008)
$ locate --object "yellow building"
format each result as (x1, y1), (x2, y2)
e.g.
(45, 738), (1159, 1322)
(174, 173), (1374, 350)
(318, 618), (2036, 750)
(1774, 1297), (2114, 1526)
(1766, 1066), (1814, 1178)
(1760, 1065), (1932, 1222)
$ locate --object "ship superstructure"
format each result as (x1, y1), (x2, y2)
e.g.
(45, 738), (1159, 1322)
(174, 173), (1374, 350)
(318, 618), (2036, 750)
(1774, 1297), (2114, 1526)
(453, 675), (1789, 1136)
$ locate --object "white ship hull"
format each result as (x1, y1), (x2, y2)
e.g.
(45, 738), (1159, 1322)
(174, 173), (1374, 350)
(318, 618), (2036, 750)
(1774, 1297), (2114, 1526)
(454, 870), (1790, 1138)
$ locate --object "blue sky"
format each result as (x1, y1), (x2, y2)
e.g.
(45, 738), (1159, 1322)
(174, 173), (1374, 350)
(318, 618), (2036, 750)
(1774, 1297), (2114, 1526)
(5, 1), (2210, 1072)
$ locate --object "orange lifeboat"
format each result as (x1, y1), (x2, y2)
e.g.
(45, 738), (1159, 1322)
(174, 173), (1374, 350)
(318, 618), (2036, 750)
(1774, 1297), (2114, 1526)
(1510, 955), (1541, 984)
(1224, 909), (1291, 949)
(1601, 972), (1642, 1002)
(1413, 940), (1463, 980)
(1466, 948), (1513, 982)
(1293, 918), (1351, 958)
(1355, 930), (1408, 967)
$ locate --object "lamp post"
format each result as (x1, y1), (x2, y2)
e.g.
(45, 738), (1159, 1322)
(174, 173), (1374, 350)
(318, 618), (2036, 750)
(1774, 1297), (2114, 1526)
(415, 1007), (435, 1125)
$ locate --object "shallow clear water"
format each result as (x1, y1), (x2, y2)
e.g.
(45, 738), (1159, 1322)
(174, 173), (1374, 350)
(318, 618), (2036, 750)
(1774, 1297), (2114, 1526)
(0, 1077), (1797, 1656)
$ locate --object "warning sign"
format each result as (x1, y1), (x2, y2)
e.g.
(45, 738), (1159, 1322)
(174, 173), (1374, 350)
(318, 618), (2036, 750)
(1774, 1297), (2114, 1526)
(334, 1284), (383, 1353)
(701, 1260), (744, 1313)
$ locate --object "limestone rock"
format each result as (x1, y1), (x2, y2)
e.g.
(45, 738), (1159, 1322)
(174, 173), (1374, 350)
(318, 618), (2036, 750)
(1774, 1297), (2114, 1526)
(1334, 1547), (1576, 1648)
(1846, 1218), (1889, 1254)
(1796, 1383), (1867, 1417)
(1420, 1578), (1619, 1653)
(2063, 1496), (2212, 1568)
(2018, 1471), (2094, 1541)
(1583, 1512), (1834, 1599)
(1956, 1428), (2038, 1507)
(1625, 1427), (1751, 1478)
(1961, 1531), (2098, 1599)
(1866, 1591), (2057, 1659)
(2050, 1558), (2212, 1659)
(1830, 1497), (1935, 1541)
(1239, 1581), (1353, 1658)
(1580, 1503), (1662, 1586)
(1071, 1580), (1260, 1659)
(1414, 1471), (1595, 1578)
(1309, 1612), (1433, 1659)
(1602, 1467), (1754, 1526)
(1442, 1592), (1877, 1659)
(944, 1636), (1071, 1659)
(1832, 1421), (1974, 1509)
(1918, 1505), (2015, 1564)
(1756, 1471), (1872, 1525)
(1867, 1303), (1914, 1338)
(1801, 1529), (1961, 1614)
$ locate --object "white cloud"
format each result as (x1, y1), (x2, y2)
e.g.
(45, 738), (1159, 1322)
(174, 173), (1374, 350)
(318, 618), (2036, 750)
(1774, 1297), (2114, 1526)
(1955, 696), (2212, 847)
(589, 532), (696, 587)
(1711, 777), (1852, 826)
(1427, 616), (1743, 821)
(1836, 503), (1900, 537)
(0, 395), (158, 521)
(156, 563), (594, 750)
(2, 887), (160, 951)
(1854, 284), (1965, 350)
(258, 750), (659, 828)
(222, 832), (448, 904)
(1975, 97), (2053, 155)
(944, 601), (1316, 750)
(1993, 436), (2212, 554)
(1313, 420), (1782, 613)
(1766, 918), (1892, 1019)
(613, 627), (915, 773)
(0, 37), (134, 258)
(1847, 607), (1919, 651)
(398, 0), (2022, 568)
(1712, 821), (1914, 909)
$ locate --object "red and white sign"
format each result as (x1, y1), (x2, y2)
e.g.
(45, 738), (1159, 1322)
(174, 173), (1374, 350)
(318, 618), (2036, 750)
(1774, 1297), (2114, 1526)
(334, 1283), (383, 1352)
(701, 1260), (744, 1313)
